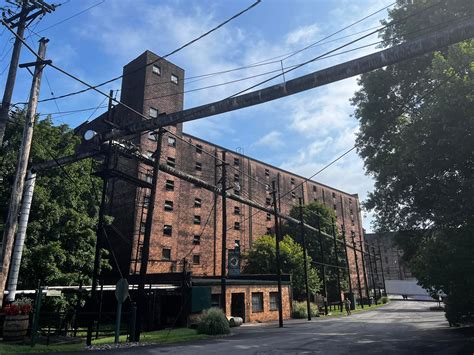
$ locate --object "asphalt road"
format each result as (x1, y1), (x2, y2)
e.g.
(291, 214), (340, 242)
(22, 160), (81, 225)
(90, 301), (474, 354)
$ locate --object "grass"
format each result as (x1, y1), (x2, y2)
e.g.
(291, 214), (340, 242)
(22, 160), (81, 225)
(0, 328), (208, 353)
(321, 302), (387, 318)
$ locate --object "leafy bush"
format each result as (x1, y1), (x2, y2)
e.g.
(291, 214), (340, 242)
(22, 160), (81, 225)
(197, 308), (230, 335)
(380, 296), (388, 304)
(292, 301), (319, 318)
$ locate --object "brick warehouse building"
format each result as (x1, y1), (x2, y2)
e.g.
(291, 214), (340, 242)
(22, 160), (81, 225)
(78, 51), (367, 320)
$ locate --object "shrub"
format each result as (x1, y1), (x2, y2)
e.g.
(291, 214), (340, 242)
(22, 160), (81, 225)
(197, 308), (230, 335)
(380, 296), (388, 304)
(292, 301), (319, 318)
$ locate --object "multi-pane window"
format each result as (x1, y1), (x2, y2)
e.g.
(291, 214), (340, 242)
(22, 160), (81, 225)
(265, 184), (270, 192)
(168, 136), (176, 147)
(313, 185), (317, 192)
(265, 169), (270, 177)
(266, 197), (271, 205)
(196, 144), (203, 154)
(234, 189), (240, 196)
(163, 224), (172, 236)
(332, 192), (336, 198)
(349, 198), (353, 205)
(165, 180), (174, 191)
(194, 215), (201, 225)
(193, 235), (201, 245)
(291, 192), (296, 199)
(164, 200), (174, 211)
(148, 131), (157, 141)
(152, 65), (161, 75)
(195, 162), (202, 171)
(149, 107), (158, 118)
(234, 206), (240, 215)
(266, 213), (272, 221)
(234, 222), (241, 230)
(171, 74), (179, 84)
(266, 227), (272, 235)
(167, 157), (176, 167)
(234, 173), (239, 182)
(251, 292), (264, 312)
(333, 204), (337, 210)
(140, 222), (146, 233)
(234, 157), (239, 166)
(290, 177), (295, 185)
(162, 248), (171, 260)
(143, 195), (151, 208)
(194, 198), (202, 208)
(269, 292), (279, 311)
(193, 255), (200, 265)
(145, 172), (153, 184)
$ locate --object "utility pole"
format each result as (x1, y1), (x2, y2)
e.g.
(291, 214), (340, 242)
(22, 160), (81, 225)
(219, 151), (228, 314)
(365, 243), (377, 304)
(341, 227), (353, 300)
(316, 215), (328, 315)
(331, 218), (342, 312)
(134, 127), (164, 341)
(0, 37), (48, 306)
(351, 231), (363, 308)
(359, 234), (370, 305)
(371, 244), (381, 300)
(298, 197), (311, 321)
(377, 243), (387, 297)
(0, 0), (56, 146)
(213, 147), (218, 276)
(86, 90), (114, 346)
(271, 180), (283, 328)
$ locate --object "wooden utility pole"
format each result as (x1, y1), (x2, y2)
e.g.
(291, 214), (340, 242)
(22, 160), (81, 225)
(331, 218), (343, 311)
(298, 197), (311, 321)
(0, 37), (48, 306)
(271, 180), (283, 328)
(316, 215), (328, 315)
(351, 231), (363, 308)
(219, 151), (228, 314)
(0, 0), (56, 146)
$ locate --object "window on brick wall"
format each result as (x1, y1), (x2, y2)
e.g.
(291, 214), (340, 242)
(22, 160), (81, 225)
(193, 255), (200, 265)
(168, 136), (176, 147)
(234, 206), (240, 215)
(265, 169), (270, 177)
(193, 235), (201, 245)
(251, 292), (264, 312)
(165, 180), (174, 191)
(234, 173), (239, 182)
(349, 198), (353, 205)
(145, 172), (153, 184)
(265, 184), (270, 192)
(332, 192), (336, 198)
(291, 191), (296, 199)
(162, 248), (171, 260)
(266, 227), (272, 235)
(194, 215), (201, 225)
(290, 177), (295, 185)
(313, 185), (317, 192)
(167, 156), (176, 167)
(196, 144), (203, 154)
(266, 197), (271, 205)
(163, 225), (172, 236)
(234, 189), (240, 196)
(143, 195), (150, 208)
(148, 131), (157, 141)
(269, 292), (279, 311)
(266, 213), (272, 221)
(145, 151), (154, 160)
(234, 221), (241, 230)
(333, 204), (337, 210)
(234, 157), (239, 166)
(194, 198), (202, 208)
(152, 65), (161, 75)
(195, 162), (202, 171)
(140, 222), (146, 233)
(149, 107), (158, 118)
(171, 74), (179, 84)
(164, 200), (173, 211)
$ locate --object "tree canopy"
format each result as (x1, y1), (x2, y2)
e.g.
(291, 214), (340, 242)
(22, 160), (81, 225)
(242, 234), (320, 299)
(0, 111), (105, 290)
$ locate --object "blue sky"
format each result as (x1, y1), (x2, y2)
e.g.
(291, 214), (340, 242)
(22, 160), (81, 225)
(0, 0), (396, 231)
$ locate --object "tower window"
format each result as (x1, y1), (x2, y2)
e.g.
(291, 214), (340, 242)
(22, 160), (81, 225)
(164, 200), (174, 211)
(162, 248), (171, 260)
(165, 180), (174, 191)
(149, 107), (158, 118)
(194, 198), (202, 208)
(167, 157), (176, 167)
(152, 65), (161, 75)
(168, 136), (176, 147)
(163, 225), (172, 236)
(171, 74), (179, 84)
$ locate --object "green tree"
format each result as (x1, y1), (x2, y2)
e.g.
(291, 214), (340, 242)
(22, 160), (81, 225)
(242, 235), (320, 299)
(286, 201), (349, 302)
(352, 0), (474, 324)
(0, 111), (105, 294)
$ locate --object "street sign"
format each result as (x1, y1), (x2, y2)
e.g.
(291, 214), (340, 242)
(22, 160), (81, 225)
(46, 289), (61, 297)
(115, 278), (129, 303)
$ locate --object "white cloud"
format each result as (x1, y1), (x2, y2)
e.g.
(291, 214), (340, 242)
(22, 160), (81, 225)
(252, 130), (283, 149)
(285, 24), (320, 46)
